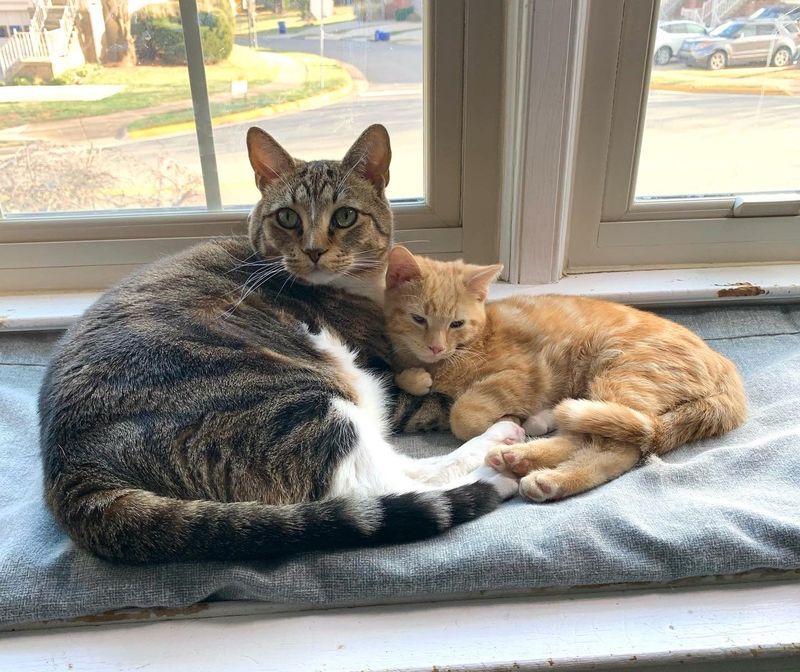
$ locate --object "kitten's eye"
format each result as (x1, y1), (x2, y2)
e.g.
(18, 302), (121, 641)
(449, 320), (465, 329)
(332, 207), (358, 229)
(411, 313), (427, 326)
(276, 208), (300, 229)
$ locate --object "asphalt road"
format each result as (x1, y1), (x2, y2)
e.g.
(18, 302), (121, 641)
(239, 34), (423, 85)
(103, 89), (425, 204)
(637, 90), (800, 197)
(104, 88), (800, 207)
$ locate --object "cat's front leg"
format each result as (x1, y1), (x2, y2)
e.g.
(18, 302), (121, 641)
(449, 370), (533, 441)
(403, 420), (526, 489)
(387, 387), (451, 434)
(395, 367), (433, 396)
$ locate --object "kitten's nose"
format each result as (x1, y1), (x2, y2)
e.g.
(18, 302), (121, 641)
(304, 248), (327, 264)
(429, 345), (444, 355)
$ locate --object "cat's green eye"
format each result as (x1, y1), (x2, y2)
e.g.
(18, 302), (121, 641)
(276, 208), (300, 229)
(450, 320), (465, 329)
(411, 314), (427, 326)
(332, 207), (358, 229)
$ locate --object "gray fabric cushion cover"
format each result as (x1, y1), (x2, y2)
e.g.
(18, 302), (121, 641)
(1, 305), (799, 626)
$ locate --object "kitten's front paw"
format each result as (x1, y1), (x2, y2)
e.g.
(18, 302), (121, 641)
(395, 368), (433, 396)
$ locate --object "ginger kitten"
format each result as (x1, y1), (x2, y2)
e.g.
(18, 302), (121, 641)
(383, 246), (747, 502)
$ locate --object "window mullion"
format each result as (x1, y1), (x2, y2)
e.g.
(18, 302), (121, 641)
(178, 0), (222, 211)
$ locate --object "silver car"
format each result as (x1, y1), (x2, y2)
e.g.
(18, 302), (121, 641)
(678, 18), (799, 69)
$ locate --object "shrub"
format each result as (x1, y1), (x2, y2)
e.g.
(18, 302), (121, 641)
(49, 64), (102, 85)
(132, 2), (234, 65)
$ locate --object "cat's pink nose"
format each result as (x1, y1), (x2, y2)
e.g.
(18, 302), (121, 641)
(429, 345), (444, 355)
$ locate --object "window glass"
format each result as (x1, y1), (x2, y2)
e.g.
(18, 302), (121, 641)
(216, 1), (424, 207)
(640, 2), (800, 199)
(0, 0), (424, 215)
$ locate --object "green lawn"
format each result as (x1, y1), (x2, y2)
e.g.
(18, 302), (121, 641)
(234, 6), (355, 37)
(0, 46), (281, 130)
(126, 57), (349, 132)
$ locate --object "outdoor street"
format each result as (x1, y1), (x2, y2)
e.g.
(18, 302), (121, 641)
(98, 85), (800, 206)
(106, 86), (425, 204)
(1, 22), (798, 212)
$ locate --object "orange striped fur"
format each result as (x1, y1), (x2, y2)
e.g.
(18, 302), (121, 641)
(384, 247), (747, 502)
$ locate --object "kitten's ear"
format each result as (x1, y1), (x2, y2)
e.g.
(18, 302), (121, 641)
(466, 264), (504, 301)
(386, 246), (422, 289)
(247, 127), (295, 192)
(342, 124), (392, 192)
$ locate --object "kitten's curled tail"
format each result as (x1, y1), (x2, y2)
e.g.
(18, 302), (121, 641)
(553, 389), (746, 455)
(51, 481), (500, 563)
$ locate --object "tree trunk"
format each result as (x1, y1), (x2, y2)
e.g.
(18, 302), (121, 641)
(100, 0), (137, 65)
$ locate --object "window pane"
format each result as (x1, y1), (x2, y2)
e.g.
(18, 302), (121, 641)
(0, 1), (208, 215)
(215, 1), (424, 207)
(637, 1), (800, 200)
(0, 0), (424, 216)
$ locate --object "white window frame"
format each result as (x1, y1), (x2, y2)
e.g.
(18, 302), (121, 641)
(0, 1), (505, 293)
(503, 0), (800, 286)
(567, 0), (800, 272)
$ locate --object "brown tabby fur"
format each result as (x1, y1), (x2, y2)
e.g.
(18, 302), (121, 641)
(384, 247), (748, 502)
(39, 127), (502, 564)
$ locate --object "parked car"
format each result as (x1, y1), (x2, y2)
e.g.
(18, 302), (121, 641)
(678, 18), (799, 69)
(654, 20), (709, 65)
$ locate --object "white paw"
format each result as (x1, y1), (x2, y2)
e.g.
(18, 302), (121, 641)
(479, 420), (527, 446)
(522, 409), (555, 437)
(473, 465), (519, 501)
(519, 471), (562, 503)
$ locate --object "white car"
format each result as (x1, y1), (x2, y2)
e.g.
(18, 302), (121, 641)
(654, 20), (709, 65)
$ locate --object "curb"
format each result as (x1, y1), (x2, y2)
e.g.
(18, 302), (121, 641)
(650, 69), (799, 97)
(650, 80), (796, 96)
(127, 74), (353, 140)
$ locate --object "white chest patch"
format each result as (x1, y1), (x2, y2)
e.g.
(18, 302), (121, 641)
(307, 327), (389, 436)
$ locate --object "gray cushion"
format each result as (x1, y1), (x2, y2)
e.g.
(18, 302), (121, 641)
(1, 304), (799, 626)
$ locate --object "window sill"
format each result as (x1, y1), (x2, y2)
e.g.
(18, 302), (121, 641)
(2, 580), (799, 671)
(1, 264), (798, 332)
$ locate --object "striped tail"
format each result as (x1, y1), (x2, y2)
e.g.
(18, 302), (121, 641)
(554, 390), (746, 455)
(52, 481), (502, 563)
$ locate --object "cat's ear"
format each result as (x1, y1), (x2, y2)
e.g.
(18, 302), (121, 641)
(386, 246), (422, 289)
(342, 124), (392, 192)
(247, 127), (295, 192)
(466, 264), (504, 301)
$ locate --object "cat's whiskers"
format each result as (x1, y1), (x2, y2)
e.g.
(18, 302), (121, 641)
(221, 263), (289, 319)
(274, 268), (298, 299)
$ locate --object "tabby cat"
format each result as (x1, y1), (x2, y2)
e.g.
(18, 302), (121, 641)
(384, 246), (747, 502)
(39, 125), (521, 563)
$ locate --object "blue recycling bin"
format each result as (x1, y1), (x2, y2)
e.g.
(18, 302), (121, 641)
(374, 29), (391, 41)
(278, 20), (287, 34)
